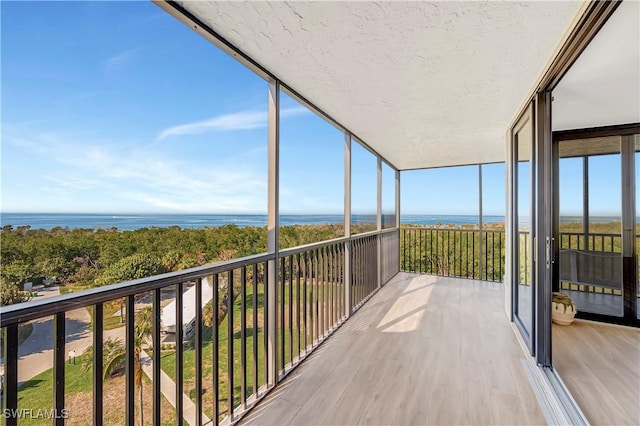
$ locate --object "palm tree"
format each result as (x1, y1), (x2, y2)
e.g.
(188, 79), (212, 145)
(82, 307), (153, 426)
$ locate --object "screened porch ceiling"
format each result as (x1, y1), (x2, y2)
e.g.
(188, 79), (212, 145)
(166, 1), (636, 170)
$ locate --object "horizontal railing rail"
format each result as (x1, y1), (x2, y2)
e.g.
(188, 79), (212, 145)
(0, 252), (275, 327)
(0, 228), (399, 426)
(278, 236), (349, 258)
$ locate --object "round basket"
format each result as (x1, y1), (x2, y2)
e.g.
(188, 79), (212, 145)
(551, 292), (577, 325)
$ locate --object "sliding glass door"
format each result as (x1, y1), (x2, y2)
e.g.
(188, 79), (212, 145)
(512, 105), (535, 351)
(553, 128), (640, 326)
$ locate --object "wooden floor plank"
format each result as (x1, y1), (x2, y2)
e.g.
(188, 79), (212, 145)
(242, 273), (546, 425)
(553, 320), (640, 425)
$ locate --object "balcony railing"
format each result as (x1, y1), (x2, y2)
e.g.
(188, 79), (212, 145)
(0, 228), (398, 426)
(400, 227), (505, 282)
(400, 226), (637, 297)
(557, 231), (640, 296)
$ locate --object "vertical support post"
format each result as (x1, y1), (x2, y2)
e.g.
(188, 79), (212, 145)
(478, 164), (484, 281)
(552, 141), (560, 293)
(377, 157), (382, 289)
(583, 156), (589, 250)
(396, 169), (401, 274)
(344, 133), (352, 319)
(267, 79), (280, 387)
(621, 135), (637, 320)
(506, 126), (514, 319)
(396, 169), (401, 229)
(535, 90), (553, 367)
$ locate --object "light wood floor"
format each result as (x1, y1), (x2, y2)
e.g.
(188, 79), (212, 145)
(553, 320), (640, 425)
(241, 273), (546, 425)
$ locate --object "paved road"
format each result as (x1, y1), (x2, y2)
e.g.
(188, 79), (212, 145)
(17, 287), (124, 383)
(140, 350), (211, 426)
(16, 288), (206, 425)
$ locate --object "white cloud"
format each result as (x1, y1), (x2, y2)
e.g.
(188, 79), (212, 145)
(3, 130), (268, 213)
(104, 48), (141, 72)
(157, 106), (309, 140)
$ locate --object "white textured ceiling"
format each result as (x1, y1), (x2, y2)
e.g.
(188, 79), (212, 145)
(553, 0), (640, 131)
(176, 1), (583, 169)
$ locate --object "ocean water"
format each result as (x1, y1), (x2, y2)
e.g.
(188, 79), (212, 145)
(0, 213), (506, 231)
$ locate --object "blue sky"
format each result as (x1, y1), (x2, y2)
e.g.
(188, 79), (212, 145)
(1, 2), (630, 217)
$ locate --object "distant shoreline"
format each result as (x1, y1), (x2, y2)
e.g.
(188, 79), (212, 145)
(1, 212), (506, 231)
(0, 212), (628, 232)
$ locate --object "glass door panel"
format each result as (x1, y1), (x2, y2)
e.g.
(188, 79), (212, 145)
(557, 136), (623, 317)
(635, 135), (640, 320)
(513, 108), (534, 341)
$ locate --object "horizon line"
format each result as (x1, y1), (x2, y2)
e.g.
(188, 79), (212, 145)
(1, 211), (507, 215)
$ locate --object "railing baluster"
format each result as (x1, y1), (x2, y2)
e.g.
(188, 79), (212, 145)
(492, 233), (496, 282)
(176, 283), (184, 425)
(263, 263), (268, 389)
(430, 229), (433, 274)
(54, 313), (65, 426)
(404, 229), (408, 272)
(279, 256), (285, 371)
(331, 244), (340, 327)
(325, 246), (330, 334)
(342, 243), (346, 318)
(253, 264), (259, 397)
(3, 324), (18, 426)
(195, 278), (203, 424)
(453, 230), (457, 276)
(324, 246), (329, 335)
(288, 254), (294, 363)
(240, 267), (247, 408)
(472, 231), (476, 278)
(352, 240), (356, 307)
(318, 248), (323, 338)
(419, 228), (423, 273)
(302, 252), (308, 352)
(485, 232), (489, 281)
(421, 229), (425, 273)
(415, 229), (418, 273)
(93, 303), (104, 426)
(296, 253), (301, 360)
(326, 246), (332, 331)
(125, 295), (135, 426)
(213, 274), (220, 424)
(227, 271), (234, 420)
(328, 246), (333, 330)
(152, 289), (161, 426)
(500, 232), (504, 281)
(314, 248), (320, 343)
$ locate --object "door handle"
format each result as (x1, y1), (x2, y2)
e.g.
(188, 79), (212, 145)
(545, 237), (555, 269)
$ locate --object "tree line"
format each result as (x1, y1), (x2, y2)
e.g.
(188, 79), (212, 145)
(0, 223), (353, 305)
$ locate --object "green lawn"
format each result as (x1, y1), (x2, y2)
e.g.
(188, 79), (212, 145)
(160, 281), (268, 421)
(17, 357), (92, 425)
(13, 275), (343, 425)
(16, 354), (175, 426)
(159, 275), (343, 423)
